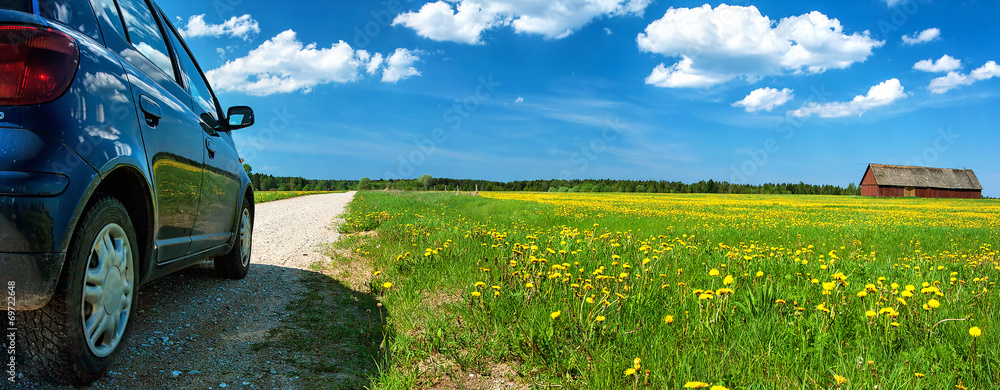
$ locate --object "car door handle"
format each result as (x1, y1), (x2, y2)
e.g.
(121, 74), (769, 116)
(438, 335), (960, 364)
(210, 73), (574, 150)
(206, 138), (216, 158)
(139, 95), (161, 127)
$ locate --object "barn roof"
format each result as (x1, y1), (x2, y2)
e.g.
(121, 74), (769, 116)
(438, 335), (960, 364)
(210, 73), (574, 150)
(865, 164), (983, 190)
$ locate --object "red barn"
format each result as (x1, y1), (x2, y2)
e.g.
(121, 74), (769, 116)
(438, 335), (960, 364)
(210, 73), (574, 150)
(860, 164), (982, 199)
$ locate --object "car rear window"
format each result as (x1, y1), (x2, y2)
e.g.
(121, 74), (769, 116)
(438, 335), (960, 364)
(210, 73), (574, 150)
(116, 0), (175, 80)
(0, 0), (31, 12)
(38, 0), (103, 42)
(92, 0), (127, 40)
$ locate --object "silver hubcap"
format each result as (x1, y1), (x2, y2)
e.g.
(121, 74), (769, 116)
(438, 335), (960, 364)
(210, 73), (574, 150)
(81, 223), (133, 357)
(239, 208), (251, 267)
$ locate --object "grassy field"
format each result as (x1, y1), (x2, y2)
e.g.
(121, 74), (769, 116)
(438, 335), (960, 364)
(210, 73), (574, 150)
(254, 190), (342, 203)
(332, 191), (998, 389)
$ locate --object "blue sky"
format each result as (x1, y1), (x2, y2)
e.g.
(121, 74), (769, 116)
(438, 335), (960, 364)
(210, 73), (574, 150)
(158, 0), (999, 196)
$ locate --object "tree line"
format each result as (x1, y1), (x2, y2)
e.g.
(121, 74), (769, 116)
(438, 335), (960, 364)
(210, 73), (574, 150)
(246, 167), (861, 196)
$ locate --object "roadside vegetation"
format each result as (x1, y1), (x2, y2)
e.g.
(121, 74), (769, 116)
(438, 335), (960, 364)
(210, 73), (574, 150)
(333, 191), (997, 389)
(254, 191), (341, 204)
(252, 253), (386, 389)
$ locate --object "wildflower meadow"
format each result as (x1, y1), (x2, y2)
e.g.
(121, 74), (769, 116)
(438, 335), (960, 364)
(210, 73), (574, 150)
(336, 191), (998, 389)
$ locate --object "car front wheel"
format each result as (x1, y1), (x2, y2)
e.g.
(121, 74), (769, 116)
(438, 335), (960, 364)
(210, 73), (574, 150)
(21, 197), (137, 385)
(215, 201), (252, 279)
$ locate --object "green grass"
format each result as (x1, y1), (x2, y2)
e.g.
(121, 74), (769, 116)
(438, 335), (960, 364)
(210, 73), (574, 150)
(331, 191), (999, 389)
(254, 190), (343, 204)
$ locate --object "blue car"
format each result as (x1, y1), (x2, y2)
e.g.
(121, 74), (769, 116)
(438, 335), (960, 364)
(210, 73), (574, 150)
(1, 0), (255, 384)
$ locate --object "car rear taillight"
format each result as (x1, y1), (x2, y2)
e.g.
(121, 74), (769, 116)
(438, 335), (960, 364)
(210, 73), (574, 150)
(0, 26), (79, 106)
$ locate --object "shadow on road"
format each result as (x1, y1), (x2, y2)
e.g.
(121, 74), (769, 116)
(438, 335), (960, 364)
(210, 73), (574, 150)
(10, 261), (390, 389)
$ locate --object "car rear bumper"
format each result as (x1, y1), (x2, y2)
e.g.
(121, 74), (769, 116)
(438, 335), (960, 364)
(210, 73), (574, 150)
(1, 127), (99, 309)
(0, 252), (65, 310)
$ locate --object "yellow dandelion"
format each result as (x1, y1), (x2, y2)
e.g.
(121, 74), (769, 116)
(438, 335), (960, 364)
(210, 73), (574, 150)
(470, 291), (481, 298)
(833, 374), (847, 384)
(526, 282), (534, 288)
(927, 299), (940, 309)
(914, 372), (925, 378)
(710, 386), (730, 390)
(474, 281), (486, 288)
(382, 282), (393, 289)
(596, 315), (606, 322)
(684, 382), (710, 389)
(550, 311), (561, 320)
(970, 327), (982, 337)
(865, 310), (876, 318)
(755, 271), (764, 278)
(709, 269), (720, 277)
(664, 315), (674, 324)
(723, 275), (734, 285)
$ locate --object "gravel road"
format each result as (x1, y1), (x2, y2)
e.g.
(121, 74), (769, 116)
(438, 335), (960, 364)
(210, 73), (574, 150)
(15, 191), (356, 390)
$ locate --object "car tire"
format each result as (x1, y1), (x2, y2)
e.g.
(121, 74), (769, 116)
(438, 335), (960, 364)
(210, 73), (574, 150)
(215, 201), (252, 279)
(20, 197), (137, 385)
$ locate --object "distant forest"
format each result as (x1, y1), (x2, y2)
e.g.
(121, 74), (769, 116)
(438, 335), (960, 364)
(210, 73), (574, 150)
(247, 168), (862, 196)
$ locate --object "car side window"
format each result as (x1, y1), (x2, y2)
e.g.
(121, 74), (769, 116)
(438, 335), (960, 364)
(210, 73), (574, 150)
(0, 0), (31, 12)
(163, 17), (221, 129)
(38, 0), (103, 42)
(115, 0), (175, 80)
(90, 0), (127, 40)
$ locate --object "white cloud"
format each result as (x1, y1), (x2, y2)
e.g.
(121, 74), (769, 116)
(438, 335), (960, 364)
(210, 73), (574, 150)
(637, 4), (883, 88)
(902, 28), (940, 45)
(179, 14), (260, 41)
(393, 0), (649, 44)
(392, 2), (493, 45)
(515, 96), (524, 103)
(382, 49), (422, 83)
(604, 27), (613, 35)
(913, 55), (961, 73)
(882, 0), (905, 7)
(928, 61), (1000, 94)
(644, 57), (729, 88)
(206, 30), (420, 96)
(971, 61), (1000, 80)
(732, 87), (794, 112)
(788, 79), (905, 118)
(366, 53), (384, 75)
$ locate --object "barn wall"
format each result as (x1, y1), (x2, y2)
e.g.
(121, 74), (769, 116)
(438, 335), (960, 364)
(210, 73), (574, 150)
(879, 186), (905, 197)
(915, 188), (983, 199)
(860, 167), (880, 197)
(871, 186), (982, 198)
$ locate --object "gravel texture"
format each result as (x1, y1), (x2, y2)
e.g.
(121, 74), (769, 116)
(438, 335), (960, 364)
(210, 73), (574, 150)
(14, 191), (355, 390)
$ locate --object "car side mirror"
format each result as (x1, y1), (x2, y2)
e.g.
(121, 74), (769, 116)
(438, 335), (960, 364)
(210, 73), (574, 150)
(227, 106), (254, 130)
